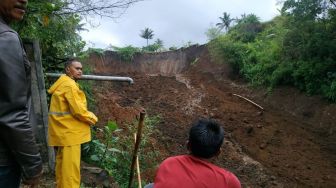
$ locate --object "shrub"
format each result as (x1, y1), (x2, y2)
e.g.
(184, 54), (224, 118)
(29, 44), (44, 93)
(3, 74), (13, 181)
(112, 45), (141, 62)
(208, 36), (248, 74)
(82, 116), (161, 187)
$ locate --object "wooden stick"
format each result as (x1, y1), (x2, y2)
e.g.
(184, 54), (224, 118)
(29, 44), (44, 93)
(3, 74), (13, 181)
(128, 112), (146, 188)
(134, 133), (142, 188)
(233, 94), (264, 110)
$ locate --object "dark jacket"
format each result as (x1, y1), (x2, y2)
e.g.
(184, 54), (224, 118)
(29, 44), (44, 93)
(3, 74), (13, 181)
(0, 17), (42, 180)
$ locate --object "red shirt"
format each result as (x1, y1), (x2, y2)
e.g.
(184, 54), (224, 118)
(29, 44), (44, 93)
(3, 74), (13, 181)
(154, 155), (241, 188)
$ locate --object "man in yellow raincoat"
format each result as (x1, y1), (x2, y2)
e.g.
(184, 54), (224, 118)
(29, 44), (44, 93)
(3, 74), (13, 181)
(48, 58), (98, 188)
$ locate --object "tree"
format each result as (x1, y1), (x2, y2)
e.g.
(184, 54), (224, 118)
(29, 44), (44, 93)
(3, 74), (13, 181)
(140, 28), (154, 46)
(236, 13), (260, 24)
(216, 12), (234, 32)
(13, 1), (85, 70)
(230, 13), (262, 42)
(11, 0), (143, 71)
(169, 46), (178, 51)
(205, 25), (222, 41)
(154, 38), (164, 51)
(279, 0), (336, 99)
(41, 0), (144, 18)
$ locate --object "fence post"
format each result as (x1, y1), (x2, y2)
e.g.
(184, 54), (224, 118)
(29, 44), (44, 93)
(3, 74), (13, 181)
(23, 40), (55, 171)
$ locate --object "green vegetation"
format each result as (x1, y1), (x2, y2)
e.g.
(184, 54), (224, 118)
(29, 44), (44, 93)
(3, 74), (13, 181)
(169, 46), (178, 51)
(140, 27), (155, 46)
(77, 59), (96, 109)
(142, 38), (165, 52)
(154, 38), (164, 51)
(82, 116), (161, 187)
(216, 12), (234, 32)
(110, 45), (141, 62)
(11, 0), (141, 72)
(205, 25), (223, 41)
(191, 58), (200, 66)
(109, 39), (164, 59)
(209, 0), (336, 101)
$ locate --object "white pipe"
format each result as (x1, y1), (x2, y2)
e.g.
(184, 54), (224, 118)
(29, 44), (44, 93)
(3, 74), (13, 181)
(46, 73), (134, 84)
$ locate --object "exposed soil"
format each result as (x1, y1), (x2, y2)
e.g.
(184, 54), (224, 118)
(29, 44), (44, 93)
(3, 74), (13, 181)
(38, 46), (336, 187)
(89, 48), (336, 188)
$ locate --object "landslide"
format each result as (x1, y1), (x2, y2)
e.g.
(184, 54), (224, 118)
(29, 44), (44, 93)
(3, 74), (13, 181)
(88, 45), (336, 187)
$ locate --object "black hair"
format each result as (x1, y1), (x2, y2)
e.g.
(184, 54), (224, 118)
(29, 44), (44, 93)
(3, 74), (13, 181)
(189, 118), (224, 159)
(64, 58), (79, 71)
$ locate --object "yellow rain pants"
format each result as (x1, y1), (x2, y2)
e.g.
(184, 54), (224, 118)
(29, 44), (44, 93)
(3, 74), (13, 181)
(55, 145), (81, 188)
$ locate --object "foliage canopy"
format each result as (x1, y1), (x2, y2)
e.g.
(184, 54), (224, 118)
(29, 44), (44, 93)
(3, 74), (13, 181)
(12, 0), (142, 72)
(209, 0), (336, 101)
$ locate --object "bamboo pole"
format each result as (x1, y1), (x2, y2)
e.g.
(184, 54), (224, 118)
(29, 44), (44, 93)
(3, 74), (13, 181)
(233, 94), (264, 110)
(128, 112), (146, 188)
(134, 133), (142, 188)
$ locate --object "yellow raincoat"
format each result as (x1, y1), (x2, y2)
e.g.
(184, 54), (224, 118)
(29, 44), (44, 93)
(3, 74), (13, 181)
(48, 74), (98, 146)
(48, 74), (98, 188)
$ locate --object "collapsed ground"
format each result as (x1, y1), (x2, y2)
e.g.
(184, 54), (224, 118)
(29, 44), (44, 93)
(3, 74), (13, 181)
(90, 54), (336, 187)
(38, 48), (336, 187)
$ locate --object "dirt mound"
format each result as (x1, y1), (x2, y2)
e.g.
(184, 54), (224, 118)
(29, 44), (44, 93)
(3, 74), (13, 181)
(87, 46), (336, 187)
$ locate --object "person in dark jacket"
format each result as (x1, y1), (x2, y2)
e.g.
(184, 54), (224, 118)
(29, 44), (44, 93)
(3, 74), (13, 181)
(0, 0), (43, 187)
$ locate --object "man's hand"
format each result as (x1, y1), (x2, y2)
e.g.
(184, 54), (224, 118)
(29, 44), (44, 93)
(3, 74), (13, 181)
(138, 107), (146, 114)
(135, 107), (146, 120)
(22, 170), (43, 188)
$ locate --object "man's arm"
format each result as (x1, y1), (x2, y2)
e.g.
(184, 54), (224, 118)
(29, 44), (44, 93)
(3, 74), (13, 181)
(64, 85), (98, 125)
(0, 31), (43, 180)
(227, 173), (241, 188)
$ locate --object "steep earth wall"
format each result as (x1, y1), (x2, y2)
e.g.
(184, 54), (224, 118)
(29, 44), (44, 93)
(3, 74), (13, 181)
(88, 45), (209, 76)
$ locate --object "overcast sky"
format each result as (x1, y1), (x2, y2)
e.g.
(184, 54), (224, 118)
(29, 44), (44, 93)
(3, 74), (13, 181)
(80, 0), (281, 49)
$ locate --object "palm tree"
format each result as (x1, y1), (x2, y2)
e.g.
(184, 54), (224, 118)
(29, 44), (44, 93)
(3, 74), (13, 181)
(154, 38), (164, 51)
(140, 28), (154, 46)
(216, 12), (233, 32)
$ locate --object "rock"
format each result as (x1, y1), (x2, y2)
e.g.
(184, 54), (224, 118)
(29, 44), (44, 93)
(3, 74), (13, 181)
(322, 175), (330, 180)
(246, 126), (254, 134)
(272, 163), (278, 167)
(259, 143), (267, 149)
(83, 166), (103, 174)
(271, 181), (278, 186)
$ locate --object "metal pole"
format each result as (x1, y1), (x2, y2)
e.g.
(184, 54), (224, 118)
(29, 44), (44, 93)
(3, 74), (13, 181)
(45, 73), (134, 84)
(128, 112), (146, 188)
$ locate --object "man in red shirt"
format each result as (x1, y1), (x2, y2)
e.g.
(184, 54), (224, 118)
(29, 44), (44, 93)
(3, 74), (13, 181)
(146, 118), (241, 188)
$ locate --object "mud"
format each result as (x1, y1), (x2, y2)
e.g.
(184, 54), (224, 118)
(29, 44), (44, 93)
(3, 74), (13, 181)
(38, 46), (336, 187)
(86, 46), (336, 187)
